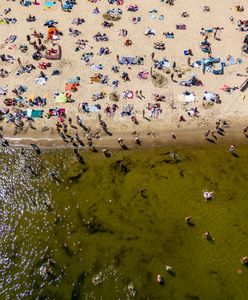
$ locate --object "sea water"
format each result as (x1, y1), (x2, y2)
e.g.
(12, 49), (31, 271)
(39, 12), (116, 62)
(0, 145), (248, 300)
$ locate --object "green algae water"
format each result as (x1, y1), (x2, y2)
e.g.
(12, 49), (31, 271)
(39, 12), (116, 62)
(1, 145), (248, 300)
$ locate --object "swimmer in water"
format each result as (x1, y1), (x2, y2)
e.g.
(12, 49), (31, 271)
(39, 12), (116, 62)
(156, 274), (163, 284)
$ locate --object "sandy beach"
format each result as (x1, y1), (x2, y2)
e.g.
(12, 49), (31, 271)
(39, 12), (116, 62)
(0, 0), (248, 149)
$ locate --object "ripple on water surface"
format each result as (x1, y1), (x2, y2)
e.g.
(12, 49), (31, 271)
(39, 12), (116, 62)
(0, 148), (56, 299)
(1, 146), (248, 300)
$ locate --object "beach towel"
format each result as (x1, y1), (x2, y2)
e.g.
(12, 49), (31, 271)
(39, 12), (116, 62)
(27, 109), (43, 118)
(184, 50), (191, 55)
(65, 83), (78, 92)
(44, 1), (56, 8)
(183, 93), (196, 103)
(228, 56), (235, 65)
(203, 92), (219, 102)
(89, 105), (101, 112)
(0, 19), (7, 25)
(67, 77), (80, 84)
(55, 93), (67, 103)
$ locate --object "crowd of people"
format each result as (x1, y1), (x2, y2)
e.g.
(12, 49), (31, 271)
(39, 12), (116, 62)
(0, 0), (247, 151)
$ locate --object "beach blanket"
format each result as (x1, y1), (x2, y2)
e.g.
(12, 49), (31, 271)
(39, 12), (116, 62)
(67, 77), (80, 84)
(55, 93), (67, 103)
(44, 1), (56, 8)
(203, 92), (219, 102)
(27, 109), (43, 118)
(65, 83), (78, 92)
(183, 93), (196, 103)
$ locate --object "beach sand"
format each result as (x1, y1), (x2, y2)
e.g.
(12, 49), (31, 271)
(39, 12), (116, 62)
(0, 0), (248, 148)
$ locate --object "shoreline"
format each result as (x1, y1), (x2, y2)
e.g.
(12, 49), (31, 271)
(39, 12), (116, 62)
(4, 124), (248, 150)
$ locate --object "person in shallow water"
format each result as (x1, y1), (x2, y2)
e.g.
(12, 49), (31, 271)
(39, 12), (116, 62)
(241, 256), (248, 265)
(102, 148), (111, 157)
(185, 216), (191, 224)
(156, 274), (163, 284)
(204, 231), (211, 240)
(229, 144), (236, 153)
(48, 170), (58, 181)
(203, 190), (214, 201)
(165, 265), (172, 272)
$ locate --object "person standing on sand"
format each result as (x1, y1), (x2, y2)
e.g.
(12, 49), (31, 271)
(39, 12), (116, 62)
(26, 35), (31, 43)
(142, 109), (145, 118)
(211, 131), (217, 140)
(204, 129), (210, 140)
(135, 137), (141, 145)
(187, 57), (192, 67)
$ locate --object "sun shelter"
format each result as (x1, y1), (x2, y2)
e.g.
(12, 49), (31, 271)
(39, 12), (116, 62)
(27, 109), (43, 118)
(199, 57), (225, 74)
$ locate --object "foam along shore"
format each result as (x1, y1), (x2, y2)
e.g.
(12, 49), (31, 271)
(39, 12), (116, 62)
(2, 122), (248, 150)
